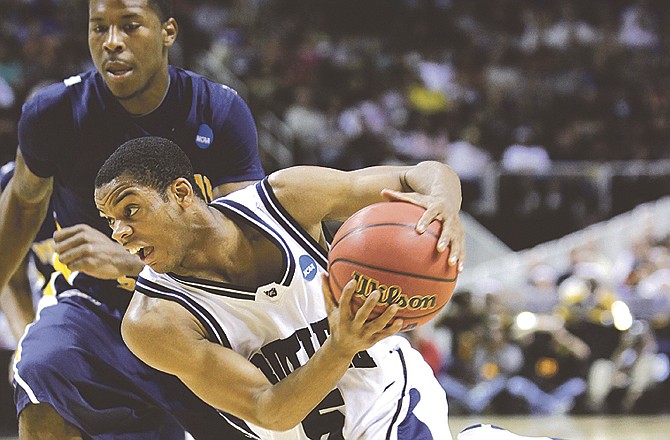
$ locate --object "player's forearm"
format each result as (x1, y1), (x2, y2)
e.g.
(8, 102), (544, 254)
(0, 258), (35, 340)
(0, 183), (50, 291)
(250, 338), (354, 431)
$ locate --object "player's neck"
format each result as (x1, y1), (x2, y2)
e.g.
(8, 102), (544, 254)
(122, 71), (171, 117)
(175, 207), (249, 283)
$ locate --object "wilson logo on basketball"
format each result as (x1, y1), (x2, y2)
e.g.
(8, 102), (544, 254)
(351, 271), (437, 310)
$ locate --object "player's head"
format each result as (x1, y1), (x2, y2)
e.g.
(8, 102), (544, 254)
(95, 135), (203, 200)
(88, 0), (177, 105)
(94, 136), (204, 272)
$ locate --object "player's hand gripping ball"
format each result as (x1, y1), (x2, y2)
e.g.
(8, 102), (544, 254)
(327, 201), (458, 332)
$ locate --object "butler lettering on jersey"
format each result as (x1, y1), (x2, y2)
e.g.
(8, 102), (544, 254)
(250, 317), (376, 384)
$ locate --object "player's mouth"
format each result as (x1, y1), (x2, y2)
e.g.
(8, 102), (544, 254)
(105, 62), (133, 79)
(127, 245), (154, 263)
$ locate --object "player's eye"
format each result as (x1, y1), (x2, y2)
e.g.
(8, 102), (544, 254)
(91, 25), (108, 34)
(123, 23), (140, 32)
(124, 206), (139, 218)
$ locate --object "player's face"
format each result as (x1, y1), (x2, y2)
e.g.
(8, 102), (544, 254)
(88, 0), (176, 105)
(95, 176), (187, 274)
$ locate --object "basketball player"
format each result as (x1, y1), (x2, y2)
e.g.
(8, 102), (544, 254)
(94, 136), (463, 439)
(0, 0), (265, 438)
(96, 137), (563, 440)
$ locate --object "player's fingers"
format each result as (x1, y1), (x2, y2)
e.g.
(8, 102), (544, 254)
(338, 278), (357, 320)
(446, 235), (465, 272)
(439, 217), (465, 269)
(353, 290), (380, 327)
(53, 231), (85, 251)
(55, 242), (90, 265)
(417, 206), (443, 235)
(52, 224), (88, 242)
(370, 317), (404, 342)
(321, 274), (337, 314)
(380, 189), (422, 206)
(366, 303), (399, 333)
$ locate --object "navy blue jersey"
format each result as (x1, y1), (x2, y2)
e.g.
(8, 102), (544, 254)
(18, 66), (264, 305)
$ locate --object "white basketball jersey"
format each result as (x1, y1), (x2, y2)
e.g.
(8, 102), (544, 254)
(136, 179), (451, 440)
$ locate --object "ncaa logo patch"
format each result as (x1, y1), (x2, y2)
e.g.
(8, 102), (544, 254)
(299, 255), (318, 281)
(195, 124), (214, 149)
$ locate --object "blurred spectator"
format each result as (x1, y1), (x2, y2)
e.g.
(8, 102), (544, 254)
(501, 126), (551, 174)
(445, 125), (492, 181)
(507, 316), (590, 415)
(0, 76), (14, 110)
(435, 290), (487, 372)
(516, 263), (561, 314)
(618, 1), (660, 49)
(439, 322), (523, 414)
(283, 86), (328, 163)
(587, 320), (669, 413)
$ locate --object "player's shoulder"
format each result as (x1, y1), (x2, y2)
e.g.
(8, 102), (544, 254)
(172, 66), (240, 106)
(21, 69), (98, 119)
(136, 265), (181, 293)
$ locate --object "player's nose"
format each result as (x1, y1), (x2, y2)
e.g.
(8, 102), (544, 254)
(103, 26), (125, 53)
(111, 220), (132, 243)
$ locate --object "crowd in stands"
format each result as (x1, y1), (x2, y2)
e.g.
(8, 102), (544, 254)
(3, 0), (669, 248)
(423, 225), (670, 416)
(1, 0), (670, 426)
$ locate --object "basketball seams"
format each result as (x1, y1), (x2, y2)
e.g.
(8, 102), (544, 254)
(330, 222), (439, 249)
(329, 258), (458, 283)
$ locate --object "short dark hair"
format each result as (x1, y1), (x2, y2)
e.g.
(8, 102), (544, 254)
(95, 136), (204, 201)
(88, 0), (173, 22)
(148, 0), (174, 22)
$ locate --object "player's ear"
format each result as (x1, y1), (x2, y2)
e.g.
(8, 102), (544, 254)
(172, 178), (193, 206)
(162, 18), (178, 48)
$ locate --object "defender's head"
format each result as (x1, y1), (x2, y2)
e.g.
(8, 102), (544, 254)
(88, 0), (177, 105)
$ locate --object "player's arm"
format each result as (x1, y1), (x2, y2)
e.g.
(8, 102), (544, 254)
(121, 278), (402, 431)
(0, 255), (35, 341)
(270, 161), (465, 267)
(0, 151), (52, 292)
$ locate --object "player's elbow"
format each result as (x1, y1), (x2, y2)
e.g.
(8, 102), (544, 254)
(247, 395), (305, 431)
(250, 412), (303, 432)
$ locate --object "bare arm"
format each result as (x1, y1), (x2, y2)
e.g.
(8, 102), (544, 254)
(0, 256), (35, 341)
(0, 151), (52, 292)
(122, 278), (401, 431)
(270, 161), (465, 267)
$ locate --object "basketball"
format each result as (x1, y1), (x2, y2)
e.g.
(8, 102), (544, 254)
(327, 201), (458, 332)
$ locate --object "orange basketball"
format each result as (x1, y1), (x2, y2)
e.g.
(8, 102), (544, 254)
(327, 201), (458, 332)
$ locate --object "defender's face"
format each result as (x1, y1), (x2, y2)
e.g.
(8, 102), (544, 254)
(95, 176), (185, 273)
(88, 0), (174, 101)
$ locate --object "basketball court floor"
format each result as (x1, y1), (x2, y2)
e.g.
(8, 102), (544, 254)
(1, 415), (668, 439)
(451, 415), (670, 439)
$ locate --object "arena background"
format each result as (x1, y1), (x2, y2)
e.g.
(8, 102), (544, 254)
(1, 0), (670, 438)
